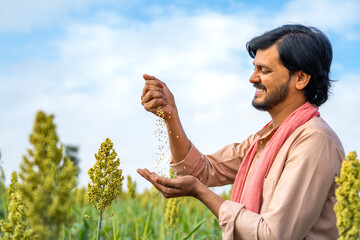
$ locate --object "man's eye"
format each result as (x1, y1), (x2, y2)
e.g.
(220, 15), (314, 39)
(261, 70), (269, 74)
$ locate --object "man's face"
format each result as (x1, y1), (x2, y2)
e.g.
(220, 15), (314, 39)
(249, 44), (293, 111)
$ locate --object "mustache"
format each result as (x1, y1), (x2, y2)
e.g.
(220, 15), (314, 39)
(253, 83), (266, 90)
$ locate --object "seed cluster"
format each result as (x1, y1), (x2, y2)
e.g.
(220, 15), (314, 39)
(154, 106), (171, 177)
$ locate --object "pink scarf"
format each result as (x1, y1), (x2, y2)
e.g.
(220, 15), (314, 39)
(230, 102), (320, 213)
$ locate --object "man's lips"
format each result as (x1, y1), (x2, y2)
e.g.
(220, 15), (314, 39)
(255, 88), (265, 95)
(253, 83), (266, 96)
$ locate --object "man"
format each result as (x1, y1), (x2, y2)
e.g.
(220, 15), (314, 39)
(138, 24), (344, 239)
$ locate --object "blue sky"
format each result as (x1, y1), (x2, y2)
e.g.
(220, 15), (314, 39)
(0, 0), (359, 191)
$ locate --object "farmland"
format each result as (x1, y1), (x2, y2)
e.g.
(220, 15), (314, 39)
(0, 176), (225, 239)
(0, 111), (224, 239)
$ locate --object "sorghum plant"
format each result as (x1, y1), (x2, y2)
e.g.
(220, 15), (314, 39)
(87, 138), (124, 240)
(0, 172), (34, 240)
(334, 151), (360, 240)
(19, 111), (78, 239)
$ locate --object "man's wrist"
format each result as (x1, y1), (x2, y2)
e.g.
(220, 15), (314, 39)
(192, 179), (206, 200)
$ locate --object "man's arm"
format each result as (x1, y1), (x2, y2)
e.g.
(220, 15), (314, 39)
(141, 74), (190, 163)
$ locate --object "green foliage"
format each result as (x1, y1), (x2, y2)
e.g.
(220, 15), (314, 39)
(87, 138), (124, 240)
(0, 172), (34, 240)
(334, 151), (360, 240)
(75, 187), (87, 210)
(18, 111), (78, 240)
(67, 191), (220, 240)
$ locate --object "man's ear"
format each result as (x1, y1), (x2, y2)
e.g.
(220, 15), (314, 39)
(295, 71), (311, 90)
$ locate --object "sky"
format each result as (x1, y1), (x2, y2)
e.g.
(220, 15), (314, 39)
(0, 0), (359, 192)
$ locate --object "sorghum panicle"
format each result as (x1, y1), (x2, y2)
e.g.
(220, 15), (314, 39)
(334, 151), (360, 240)
(87, 138), (124, 212)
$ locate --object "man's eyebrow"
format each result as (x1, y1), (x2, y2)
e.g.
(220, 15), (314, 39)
(253, 62), (271, 69)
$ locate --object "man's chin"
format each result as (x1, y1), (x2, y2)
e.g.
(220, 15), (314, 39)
(252, 99), (270, 111)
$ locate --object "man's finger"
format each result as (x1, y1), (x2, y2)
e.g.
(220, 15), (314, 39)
(143, 73), (158, 80)
(155, 175), (180, 189)
(141, 81), (163, 102)
(144, 80), (163, 87)
(142, 81), (162, 98)
(142, 88), (165, 103)
(143, 74), (166, 87)
(137, 169), (152, 182)
(143, 99), (167, 113)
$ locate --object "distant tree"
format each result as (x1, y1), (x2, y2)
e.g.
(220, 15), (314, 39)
(64, 145), (80, 176)
(19, 111), (78, 240)
(64, 145), (80, 166)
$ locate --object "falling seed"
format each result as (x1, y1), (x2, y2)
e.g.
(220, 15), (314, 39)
(154, 106), (171, 177)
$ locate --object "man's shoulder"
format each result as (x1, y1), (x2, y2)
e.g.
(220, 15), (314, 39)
(293, 116), (344, 152)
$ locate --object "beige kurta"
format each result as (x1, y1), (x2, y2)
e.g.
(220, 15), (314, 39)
(171, 116), (344, 240)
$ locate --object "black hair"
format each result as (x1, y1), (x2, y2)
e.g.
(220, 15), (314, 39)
(246, 24), (333, 107)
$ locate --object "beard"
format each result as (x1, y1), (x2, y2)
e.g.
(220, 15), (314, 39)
(252, 75), (291, 111)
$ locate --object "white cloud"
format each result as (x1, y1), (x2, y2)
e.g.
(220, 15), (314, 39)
(321, 73), (360, 154)
(0, 0), (91, 32)
(274, 0), (360, 39)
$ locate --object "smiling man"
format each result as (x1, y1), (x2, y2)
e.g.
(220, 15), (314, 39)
(139, 24), (344, 240)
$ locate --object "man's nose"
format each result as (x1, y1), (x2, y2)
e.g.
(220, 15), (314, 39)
(249, 71), (260, 83)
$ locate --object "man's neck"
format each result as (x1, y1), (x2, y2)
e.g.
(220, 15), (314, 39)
(268, 98), (307, 128)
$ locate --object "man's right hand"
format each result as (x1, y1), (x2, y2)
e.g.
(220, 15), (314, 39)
(141, 74), (177, 120)
(141, 73), (191, 163)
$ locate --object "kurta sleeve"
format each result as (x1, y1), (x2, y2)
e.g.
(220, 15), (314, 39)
(170, 136), (255, 187)
(218, 129), (343, 240)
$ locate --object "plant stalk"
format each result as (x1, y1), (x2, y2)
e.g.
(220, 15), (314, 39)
(97, 210), (104, 240)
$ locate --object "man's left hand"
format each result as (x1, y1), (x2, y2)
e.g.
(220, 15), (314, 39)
(137, 168), (201, 198)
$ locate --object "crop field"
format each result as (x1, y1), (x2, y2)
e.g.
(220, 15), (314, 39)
(0, 176), (225, 240)
(0, 111), (225, 239)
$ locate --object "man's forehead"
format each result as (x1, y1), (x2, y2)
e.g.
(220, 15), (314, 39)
(253, 45), (281, 66)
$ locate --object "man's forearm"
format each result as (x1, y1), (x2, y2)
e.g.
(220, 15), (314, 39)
(194, 181), (225, 219)
(166, 108), (191, 163)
